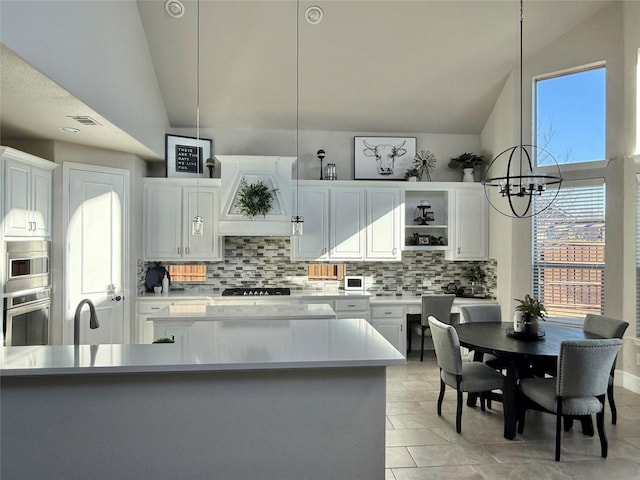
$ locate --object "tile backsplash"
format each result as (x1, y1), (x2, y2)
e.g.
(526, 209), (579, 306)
(139, 237), (496, 296)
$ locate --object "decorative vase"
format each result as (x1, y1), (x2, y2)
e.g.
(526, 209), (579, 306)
(522, 312), (539, 335)
(407, 176), (417, 182)
(462, 167), (475, 182)
(513, 312), (523, 333)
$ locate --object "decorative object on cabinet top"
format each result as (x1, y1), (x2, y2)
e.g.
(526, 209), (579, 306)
(354, 136), (416, 180)
(165, 134), (212, 179)
(410, 150), (437, 182)
(235, 179), (278, 219)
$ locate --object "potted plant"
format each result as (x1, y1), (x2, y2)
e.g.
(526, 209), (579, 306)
(448, 152), (486, 182)
(205, 157), (216, 178)
(462, 265), (486, 295)
(404, 167), (420, 182)
(514, 294), (547, 334)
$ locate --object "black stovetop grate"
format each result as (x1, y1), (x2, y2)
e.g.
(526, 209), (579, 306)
(221, 287), (291, 296)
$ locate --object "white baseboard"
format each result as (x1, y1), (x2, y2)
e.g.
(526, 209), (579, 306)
(616, 369), (640, 394)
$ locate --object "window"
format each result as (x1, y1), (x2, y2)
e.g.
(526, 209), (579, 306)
(535, 65), (606, 166)
(532, 180), (605, 321)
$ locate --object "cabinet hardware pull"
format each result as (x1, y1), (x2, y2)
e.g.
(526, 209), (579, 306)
(185, 247), (190, 254)
(177, 247), (181, 254)
(384, 311), (392, 315)
(392, 248), (397, 255)
(458, 247), (461, 254)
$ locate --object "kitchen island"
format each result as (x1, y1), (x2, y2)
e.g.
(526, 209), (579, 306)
(1, 317), (404, 479)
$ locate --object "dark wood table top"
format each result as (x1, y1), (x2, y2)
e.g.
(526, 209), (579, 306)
(455, 322), (602, 359)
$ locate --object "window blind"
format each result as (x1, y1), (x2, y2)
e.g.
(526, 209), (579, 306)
(532, 179), (605, 319)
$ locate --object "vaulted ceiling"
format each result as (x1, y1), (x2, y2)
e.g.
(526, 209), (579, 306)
(0, 0), (613, 159)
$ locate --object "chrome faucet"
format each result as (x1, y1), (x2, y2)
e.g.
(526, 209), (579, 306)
(74, 299), (100, 346)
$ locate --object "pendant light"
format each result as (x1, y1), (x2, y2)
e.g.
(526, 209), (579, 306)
(291, 0), (304, 236)
(191, 0), (204, 235)
(482, 0), (562, 218)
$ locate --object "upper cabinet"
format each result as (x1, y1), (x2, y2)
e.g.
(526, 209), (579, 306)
(292, 182), (401, 262)
(291, 184), (366, 261)
(143, 179), (223, 261)
(366, 187), (401, 261)
(1, 147), (57, 238)
(445, 184), (489, 261)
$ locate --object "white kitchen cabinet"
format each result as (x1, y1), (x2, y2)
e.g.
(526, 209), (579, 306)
(136, 297), (210, 343)
(2, 147), (56, 238)
(292, 185), (365, 261)
(302, 296), (370, 322)
(445, 184), (489, 261)
(370, 305), (405, 354)
(366, 188), (401, 261)
(143, 179), (223, 261)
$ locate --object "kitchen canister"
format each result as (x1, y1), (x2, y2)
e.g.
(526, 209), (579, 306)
(325, 163), (337, 180)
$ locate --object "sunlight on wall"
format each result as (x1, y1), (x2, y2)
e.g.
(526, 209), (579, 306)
(636, 48), (640, 154)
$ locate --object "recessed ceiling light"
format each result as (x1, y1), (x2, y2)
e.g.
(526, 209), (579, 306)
(60, 127), (80, 133)
(305, 6), (324, 25)
(165, 0), (185, 18)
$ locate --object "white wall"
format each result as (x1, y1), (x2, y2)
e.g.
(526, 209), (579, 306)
(0, 0), (169, 158)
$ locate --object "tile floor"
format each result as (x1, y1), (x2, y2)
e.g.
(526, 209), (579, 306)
(385, 352), (640, 479)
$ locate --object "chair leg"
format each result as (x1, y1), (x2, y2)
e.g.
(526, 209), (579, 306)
(607, 381), (617, 425)
(407, 328), (412, 355)
(563, 416), (574, 432)
(479, 392), (486, 412)
(437, 374), (445, 416)
(420, 326), (426, 362)
(596, 395), (608, 458)
(456, 377), (463, 434)
(555, 397), (563, 461)
(487, 395), (492, 410)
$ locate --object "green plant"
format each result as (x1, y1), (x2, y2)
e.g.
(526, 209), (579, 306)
(205, 157), (215, 165)
(404, 167), (420, 179)
(448, 152), (486, 171)
(236, 179), (278, 218)
(152, 337), (175, 343)
(462, 265), (486, 284)
(514, 294), (547, 320)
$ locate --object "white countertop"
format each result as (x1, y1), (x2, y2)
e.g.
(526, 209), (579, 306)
(137, 290), (372, 301)
(0, 318), (405, 377)
(149, 302), (336, 321)
(369, 296), (496, 305)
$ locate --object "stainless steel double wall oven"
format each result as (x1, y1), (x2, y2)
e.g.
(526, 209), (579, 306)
(3, 240), (51, 346)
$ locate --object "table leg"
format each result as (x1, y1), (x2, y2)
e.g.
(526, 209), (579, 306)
(502, 361), (518, 440)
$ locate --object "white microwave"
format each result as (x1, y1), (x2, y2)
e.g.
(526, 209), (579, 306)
(344, 276), (365, 291)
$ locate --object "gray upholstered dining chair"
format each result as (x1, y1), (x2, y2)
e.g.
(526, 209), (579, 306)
(459, 304), (503, 367)
(411, 294), (455, 362)
(517, 338), (622, 461)
(583, 314), (629, 424)
(428, 315), (505, 434)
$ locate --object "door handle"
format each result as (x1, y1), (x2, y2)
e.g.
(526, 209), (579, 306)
(111, 295), (123, 302)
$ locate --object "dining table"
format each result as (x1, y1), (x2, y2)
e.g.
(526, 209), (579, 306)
(454, 322), (603, 439)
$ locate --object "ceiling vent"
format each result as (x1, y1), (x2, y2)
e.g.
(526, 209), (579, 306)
(67, 115), (102, 126)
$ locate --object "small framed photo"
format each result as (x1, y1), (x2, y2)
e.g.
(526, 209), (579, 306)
(165, 134), (213, 178)
(354, 136), (416, 180)
(417, 235), (431, 246)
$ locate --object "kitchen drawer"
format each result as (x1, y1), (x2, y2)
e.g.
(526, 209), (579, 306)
(138, 301), (171, 314)
(334, 298), (369, 313)
(371, 305), (404, 318)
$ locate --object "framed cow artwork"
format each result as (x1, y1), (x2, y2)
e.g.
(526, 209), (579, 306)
(354, 136), (416, 180)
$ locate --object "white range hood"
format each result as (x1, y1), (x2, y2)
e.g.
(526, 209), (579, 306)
(215, 155), (295, 236)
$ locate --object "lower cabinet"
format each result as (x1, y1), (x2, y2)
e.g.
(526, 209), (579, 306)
(370, 305), (406, 355)
(301, 296), (370, 322)
(136, 298), (209, 344)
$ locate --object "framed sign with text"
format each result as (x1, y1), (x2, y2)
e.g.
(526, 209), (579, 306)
(165, 134), (213, 178)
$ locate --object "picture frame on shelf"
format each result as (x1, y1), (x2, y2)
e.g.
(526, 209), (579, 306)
(354, 136), (416, 180)
(165, 134), (213, 178)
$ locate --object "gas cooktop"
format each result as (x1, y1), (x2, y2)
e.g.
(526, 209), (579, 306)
(221, 287), (291, 296)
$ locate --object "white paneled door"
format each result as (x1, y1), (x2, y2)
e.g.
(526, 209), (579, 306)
(65, 163), (129, 345)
